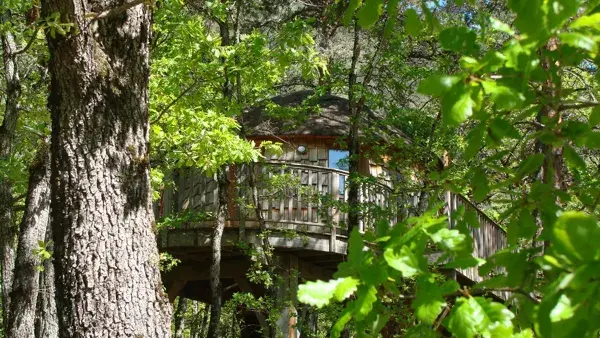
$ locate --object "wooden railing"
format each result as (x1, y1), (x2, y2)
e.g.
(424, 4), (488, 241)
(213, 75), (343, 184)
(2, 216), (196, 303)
(160, 162), (507, 285)
(446, 193), (507, 284)
(243, 161), (393, 233)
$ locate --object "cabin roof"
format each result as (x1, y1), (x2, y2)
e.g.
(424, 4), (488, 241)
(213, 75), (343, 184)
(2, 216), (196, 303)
(242, 90), (408, 143)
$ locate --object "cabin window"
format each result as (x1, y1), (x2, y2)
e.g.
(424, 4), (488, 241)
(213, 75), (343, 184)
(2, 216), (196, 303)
(329, 150), (349, 170)
(329, 150), (349, 196)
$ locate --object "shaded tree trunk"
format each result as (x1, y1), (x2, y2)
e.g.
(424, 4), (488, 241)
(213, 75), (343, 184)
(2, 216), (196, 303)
(208, 168), (229, 338)
(35, 222), (58, 338)
(346, 20), (361, 235)
(7, 145), (51, 337)
(40, 0), (172, 335)
(199, 304), (211, 338)
(207, 15), (233, 338)
(0, 24), (22, 328)
(174, 297), (188, 338)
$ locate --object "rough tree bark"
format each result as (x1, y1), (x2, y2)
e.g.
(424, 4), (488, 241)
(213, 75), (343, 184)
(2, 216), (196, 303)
(6, 144), (51, 338)
(40, 0), (172, 335)
(0, 25), (22, 327)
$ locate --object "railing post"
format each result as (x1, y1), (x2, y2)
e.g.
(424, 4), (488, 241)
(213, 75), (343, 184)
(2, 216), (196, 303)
(330, 172), (339, 253)
(446, 191), (453, 228)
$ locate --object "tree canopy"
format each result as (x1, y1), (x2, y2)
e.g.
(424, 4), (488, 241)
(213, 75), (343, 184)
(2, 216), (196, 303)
(1, 0), (600, 337)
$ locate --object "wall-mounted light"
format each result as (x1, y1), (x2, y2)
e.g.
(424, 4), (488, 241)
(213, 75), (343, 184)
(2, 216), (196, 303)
(297, 145), (307, 154)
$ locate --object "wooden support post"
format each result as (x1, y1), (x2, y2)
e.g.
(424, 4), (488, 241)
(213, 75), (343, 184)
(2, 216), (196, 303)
(275, 255), (300, 338)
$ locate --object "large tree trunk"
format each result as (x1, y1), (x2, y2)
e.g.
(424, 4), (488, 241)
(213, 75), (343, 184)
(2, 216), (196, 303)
(35, 222), (58, 338)
(0, 25), (22, 328)
(40, 0), (172, 335)
(207, 168), (229, 338)
(7, 145), (51, 337)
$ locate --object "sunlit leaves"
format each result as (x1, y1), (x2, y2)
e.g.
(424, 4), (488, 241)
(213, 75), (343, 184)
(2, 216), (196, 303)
(447, 297), (515, 338)
(384, 244), (422, 277)
(552, 212), (600, 264)
(417, 74), (462, 96)
(412, 275), (453, 325)
(441, 84), (475, 126)
(570, 13), (600, 30)
(297, 277), (360, 308)
(559, 32), (598, 54)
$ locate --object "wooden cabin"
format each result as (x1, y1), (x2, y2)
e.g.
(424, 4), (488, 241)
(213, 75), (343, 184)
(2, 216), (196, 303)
(156, 91), (507, 337)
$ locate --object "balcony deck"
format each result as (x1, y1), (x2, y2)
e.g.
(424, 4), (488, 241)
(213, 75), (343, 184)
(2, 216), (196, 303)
(158, 161), (507, 297)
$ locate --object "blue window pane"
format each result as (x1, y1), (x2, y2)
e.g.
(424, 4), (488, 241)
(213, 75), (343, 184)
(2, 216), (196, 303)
(329, 150), (349, 195)
(329, 150), (349, 171)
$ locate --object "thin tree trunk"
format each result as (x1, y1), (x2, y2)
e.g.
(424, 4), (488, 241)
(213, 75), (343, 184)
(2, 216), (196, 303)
(174, 297), (188, 338)
(200, 304), (211, 338)
(0, 23), (22, 328)
(207, 14), (233, 337)
(208, 168), (229, 338)
(346, 19), (361, 235)
(535, 37), (564, 252)
(35, 222), (58, 338)
(7, 145), (51, 337)
(40, 0), (172, 335)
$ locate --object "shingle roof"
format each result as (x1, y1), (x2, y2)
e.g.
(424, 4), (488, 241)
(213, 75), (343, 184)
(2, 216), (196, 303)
(242, 90), (408, 143)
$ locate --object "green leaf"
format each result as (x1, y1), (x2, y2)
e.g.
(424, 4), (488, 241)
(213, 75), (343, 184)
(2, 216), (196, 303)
(404, 8), (422, 37)
(507, 0), (546, 39)
(384, 245), (421, 277)
(481, 81), (526, 111)
(347, 227), (365, 264)
(430, 228), (467, 252)
(489, 17), (515, 35)
(355, 285), (378, 320)
(417, 74), (462, 96)
(586, 131), (600, 149)
(471, 168), (490, 203)
(559, 32), (598, 53)
(298, 277), (359, 308)
(446, 297), (515, 338)
(489, 118), (521, 140)
(442, 84), (474, 127)
(590, 106), (600, 127)
(384, 0), (400, 38)
(550, 294), (575, 322)
(552, 211), (600, 263)
(439, 26), (478, 54)
(465, 123), (486, 160)
(570, 13), (600, 30)
(516, 154), (545, 178)
(356, 0), (384, 29)
(331, 303), (354, 338)
(344, 0), (363, 25)
(563, 144), (586, 170)
(413, 275), (446, 325)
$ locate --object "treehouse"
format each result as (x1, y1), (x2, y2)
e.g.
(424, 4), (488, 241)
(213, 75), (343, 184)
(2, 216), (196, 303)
(156, 91), (507, 337)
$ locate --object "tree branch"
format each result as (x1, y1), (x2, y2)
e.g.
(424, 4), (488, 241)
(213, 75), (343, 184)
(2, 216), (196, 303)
(558, 101), (600, 112)
(86, 0), (147, 21)
(11, 26), (42, 56)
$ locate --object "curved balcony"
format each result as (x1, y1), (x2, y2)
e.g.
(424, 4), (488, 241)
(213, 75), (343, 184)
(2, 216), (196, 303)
(157, 161), (507, 289)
